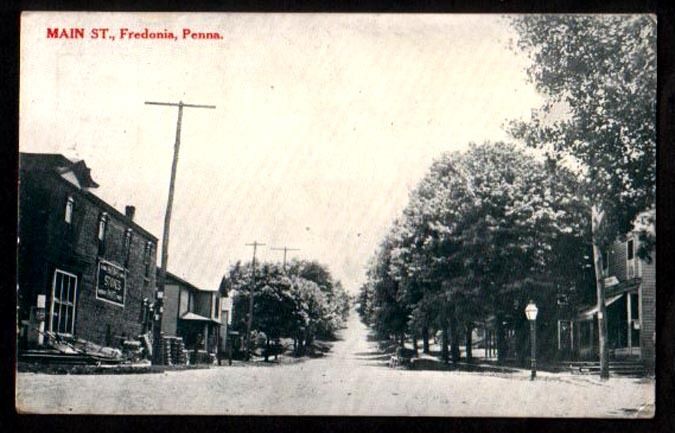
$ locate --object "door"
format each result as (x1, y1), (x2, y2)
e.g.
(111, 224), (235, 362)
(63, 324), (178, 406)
(628, 292), (641, 357)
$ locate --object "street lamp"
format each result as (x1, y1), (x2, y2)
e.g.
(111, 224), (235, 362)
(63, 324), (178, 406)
(525, 300), (538, 380)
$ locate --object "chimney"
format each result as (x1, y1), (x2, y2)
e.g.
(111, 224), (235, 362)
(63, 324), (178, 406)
(125, 205), (136, 221)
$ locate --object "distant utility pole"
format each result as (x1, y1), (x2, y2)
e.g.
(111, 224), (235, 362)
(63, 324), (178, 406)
(145, 100), (216, 365)
(244, 241), (265, 360)
(271, 246), (300, 268)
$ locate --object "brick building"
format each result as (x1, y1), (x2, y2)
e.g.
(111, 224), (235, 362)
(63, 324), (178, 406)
(18, 153), (158, 349)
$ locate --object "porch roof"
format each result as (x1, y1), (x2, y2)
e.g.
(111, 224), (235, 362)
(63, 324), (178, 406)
(180, 312), (221, 324)
(577, 294), (623, 321)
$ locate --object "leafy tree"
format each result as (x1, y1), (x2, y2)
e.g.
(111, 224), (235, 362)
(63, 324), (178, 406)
(368, 233), (410, 346)
(226, 259), (349, 359)
(509, 15), (656, 378)
(364, 142), (590, 365)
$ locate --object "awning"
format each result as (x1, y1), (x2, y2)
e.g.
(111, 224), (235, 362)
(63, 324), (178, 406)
(577, 294), (624, 320)
(180, 312), (221, 324)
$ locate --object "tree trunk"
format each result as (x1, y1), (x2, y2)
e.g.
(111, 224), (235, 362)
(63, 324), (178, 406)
(450, 311), (460, 364)
(465, 323), (473, 362)
(264, 336), (269, 362)
(485, 328), (490, 359)
(413, 334), (419, 356)
(422, 326), (430, 354)
(592, 205), (610, 380)
(441, 328), (449, 363)
(400, 333), (405, 348)
(496, 315), (507, 364)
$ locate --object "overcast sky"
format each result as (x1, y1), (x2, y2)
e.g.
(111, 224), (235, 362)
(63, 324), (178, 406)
(20, 13), (543, 293)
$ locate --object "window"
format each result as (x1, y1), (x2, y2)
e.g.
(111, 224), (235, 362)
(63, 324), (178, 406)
(97, 212), (108, 241)
(212, 293), (221, 320)
(65, 196), (74, 224)
(144, 241), (154, 278)
(49, 269), (78, 335)
(124, 229), (133, 267)
(626, 238), (636, 278)
(97, 212), (108, 256)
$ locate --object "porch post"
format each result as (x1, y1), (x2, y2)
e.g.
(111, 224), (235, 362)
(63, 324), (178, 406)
(627, 293), (632, 353)
(204, 323), (209, 352)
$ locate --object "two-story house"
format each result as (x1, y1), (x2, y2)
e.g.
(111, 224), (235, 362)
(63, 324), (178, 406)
(18, 153), (158, 350)
(161, 271), (230, 360)
(566, 217), (655, 373)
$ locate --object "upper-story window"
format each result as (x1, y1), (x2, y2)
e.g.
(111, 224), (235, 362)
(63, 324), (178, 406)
(144, 241), (154, 278)
(212, 293), (221, 321)
(124, 229), (133, 267)
(65, 196), (74, 224)
(97, 212), (109, 256)
(97, 212), (108, 241)
(626, 237), (637, 278)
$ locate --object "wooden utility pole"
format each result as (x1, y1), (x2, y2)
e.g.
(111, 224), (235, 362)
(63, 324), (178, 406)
(271, 246), (300, 268)
(244, 241), (265, 360)
(145, 100), (215, 365)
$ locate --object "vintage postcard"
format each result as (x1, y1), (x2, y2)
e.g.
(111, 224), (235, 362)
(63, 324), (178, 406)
(16, 12), (655, 416)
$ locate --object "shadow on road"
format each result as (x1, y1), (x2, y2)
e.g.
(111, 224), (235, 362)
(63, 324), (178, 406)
(353, 351), (384, 357)
(355, 354), (391, 361)
(362, 361), (390, 368)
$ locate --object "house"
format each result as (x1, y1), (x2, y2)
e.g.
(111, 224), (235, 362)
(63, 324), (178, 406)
(559, 212), (655, 373)
(17, 153), (158, 350)
(161, 271), (232, 362)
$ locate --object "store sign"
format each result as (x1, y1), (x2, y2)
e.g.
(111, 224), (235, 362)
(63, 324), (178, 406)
(96, 260), (126, 306)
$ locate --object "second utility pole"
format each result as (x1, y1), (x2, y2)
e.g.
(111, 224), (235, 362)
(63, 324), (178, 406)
(271, 246), (300, 269)
(244, 241), (265, 360)
(145, 100), (215, 365)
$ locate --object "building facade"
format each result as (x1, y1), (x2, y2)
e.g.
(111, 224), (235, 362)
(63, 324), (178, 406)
(558, 229), (655, 373)
(161, 271), (227, 356)
(18, 153), (158, 349)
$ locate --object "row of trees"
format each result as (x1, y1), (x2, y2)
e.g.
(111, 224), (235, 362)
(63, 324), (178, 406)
(225, 259), (350, 358)
(357, 141), (595, 364)
(358, 15), (655, 378)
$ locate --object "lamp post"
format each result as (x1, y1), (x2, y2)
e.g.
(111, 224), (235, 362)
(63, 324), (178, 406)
(525, 300), (538, 380)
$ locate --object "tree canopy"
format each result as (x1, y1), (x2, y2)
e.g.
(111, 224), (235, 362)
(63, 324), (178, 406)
(508, 15), (656, 250)
(226, 259), (350, 355)
(358, 142), (592, 361)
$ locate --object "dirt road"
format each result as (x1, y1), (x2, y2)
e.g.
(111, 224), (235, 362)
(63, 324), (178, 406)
(16, 310), (654, 416)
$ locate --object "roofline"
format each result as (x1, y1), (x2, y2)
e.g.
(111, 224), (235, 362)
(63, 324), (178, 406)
(164, 270), (215, 292)
(45, 169), (159, 242)
(20, 152), (99, 188)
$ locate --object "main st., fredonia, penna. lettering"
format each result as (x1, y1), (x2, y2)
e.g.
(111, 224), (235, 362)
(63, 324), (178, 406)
(46, 27), (223, 40)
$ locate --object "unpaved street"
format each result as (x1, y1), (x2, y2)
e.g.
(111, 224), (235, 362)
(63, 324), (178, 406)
(16, 310), (654, 417)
